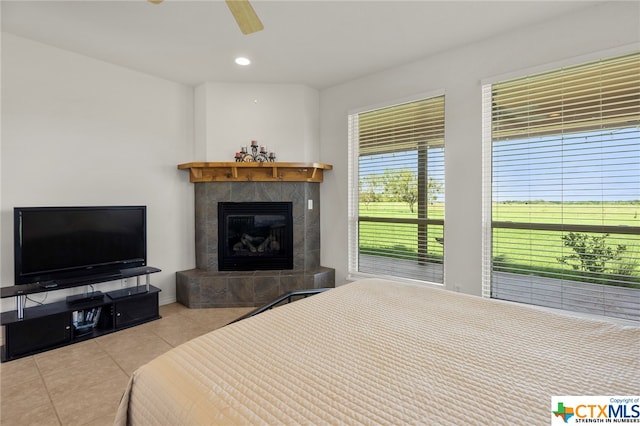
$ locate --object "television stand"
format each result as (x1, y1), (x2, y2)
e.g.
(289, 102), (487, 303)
(1, 266), (161, 361)
(1, 282), (162, 362)
(1, 266), (160, 319)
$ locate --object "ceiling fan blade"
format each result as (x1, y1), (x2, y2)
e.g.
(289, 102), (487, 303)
(225, 0), (264, 35)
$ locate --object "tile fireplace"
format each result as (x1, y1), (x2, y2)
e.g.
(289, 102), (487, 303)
(176, 163), (335, 308)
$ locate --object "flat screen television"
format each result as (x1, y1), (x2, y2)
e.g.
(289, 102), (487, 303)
(14, 206), (147, 286)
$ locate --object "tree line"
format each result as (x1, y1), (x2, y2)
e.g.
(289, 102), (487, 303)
(359, 169), (443, 212)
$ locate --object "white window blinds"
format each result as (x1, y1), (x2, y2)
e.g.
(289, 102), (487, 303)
(348, 96), (445, 283)
(488, 52), (640, 321)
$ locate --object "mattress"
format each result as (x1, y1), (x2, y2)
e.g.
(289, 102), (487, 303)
(115, 278), (640, 425)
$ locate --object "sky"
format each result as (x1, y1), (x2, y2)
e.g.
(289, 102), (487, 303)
(359, 127), (639, 203)
(492, 127), (639, 202)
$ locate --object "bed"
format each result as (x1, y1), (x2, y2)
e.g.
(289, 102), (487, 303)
(115, 278), (639, 425)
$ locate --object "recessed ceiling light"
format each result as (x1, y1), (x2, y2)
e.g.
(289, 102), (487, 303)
(235, 57), (251, 66)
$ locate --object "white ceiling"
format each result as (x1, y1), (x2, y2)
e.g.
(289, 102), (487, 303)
(1, 0), (604, 89)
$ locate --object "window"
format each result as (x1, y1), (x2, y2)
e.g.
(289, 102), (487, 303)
(348, 95), (445, 283)
(483, 52), (640, 320)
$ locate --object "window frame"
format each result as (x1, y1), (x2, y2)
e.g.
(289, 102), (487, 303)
(348, 92), (446, 285)
(481, 51), (640, 320)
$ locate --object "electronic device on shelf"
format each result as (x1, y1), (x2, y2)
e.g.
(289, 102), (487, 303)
(106, 286), (149, 300)
(13, 206), (147, 287)
(66, 291), (105, 305)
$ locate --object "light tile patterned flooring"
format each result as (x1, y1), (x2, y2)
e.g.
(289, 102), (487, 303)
(0, 303), (252, 426)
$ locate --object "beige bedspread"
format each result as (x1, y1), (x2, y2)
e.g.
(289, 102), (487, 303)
(115, 279), (639, 425)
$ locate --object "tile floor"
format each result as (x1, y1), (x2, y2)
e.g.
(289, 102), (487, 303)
(0, 303), (252, 426)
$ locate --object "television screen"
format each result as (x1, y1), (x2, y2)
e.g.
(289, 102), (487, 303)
(14, 206), (147, 285)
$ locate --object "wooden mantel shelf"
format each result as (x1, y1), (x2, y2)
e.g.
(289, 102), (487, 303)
(177, 162), (333, 183)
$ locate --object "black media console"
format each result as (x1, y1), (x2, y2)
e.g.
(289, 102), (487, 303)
(1, 266), (161, 362)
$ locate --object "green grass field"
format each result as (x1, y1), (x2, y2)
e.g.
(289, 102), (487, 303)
(359, 201), (444, 260)
(493, 202), (639, 226)
(358, 201), (640, 287)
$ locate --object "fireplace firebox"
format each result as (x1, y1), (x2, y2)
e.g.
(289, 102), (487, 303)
(218, 202), (293, 271)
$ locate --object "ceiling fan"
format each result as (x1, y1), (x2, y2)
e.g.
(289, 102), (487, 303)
(148, 0), (264, 35)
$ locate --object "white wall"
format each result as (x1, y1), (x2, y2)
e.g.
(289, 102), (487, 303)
(1, 34), (195, 310)
(319, 1), (640, 295)
(195, 82), (319, 162)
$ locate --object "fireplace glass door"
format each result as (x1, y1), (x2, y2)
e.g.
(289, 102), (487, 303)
(218, 202), (293, 271)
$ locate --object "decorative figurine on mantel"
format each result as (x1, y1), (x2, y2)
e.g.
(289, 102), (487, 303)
(234, 140), (276, 162)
